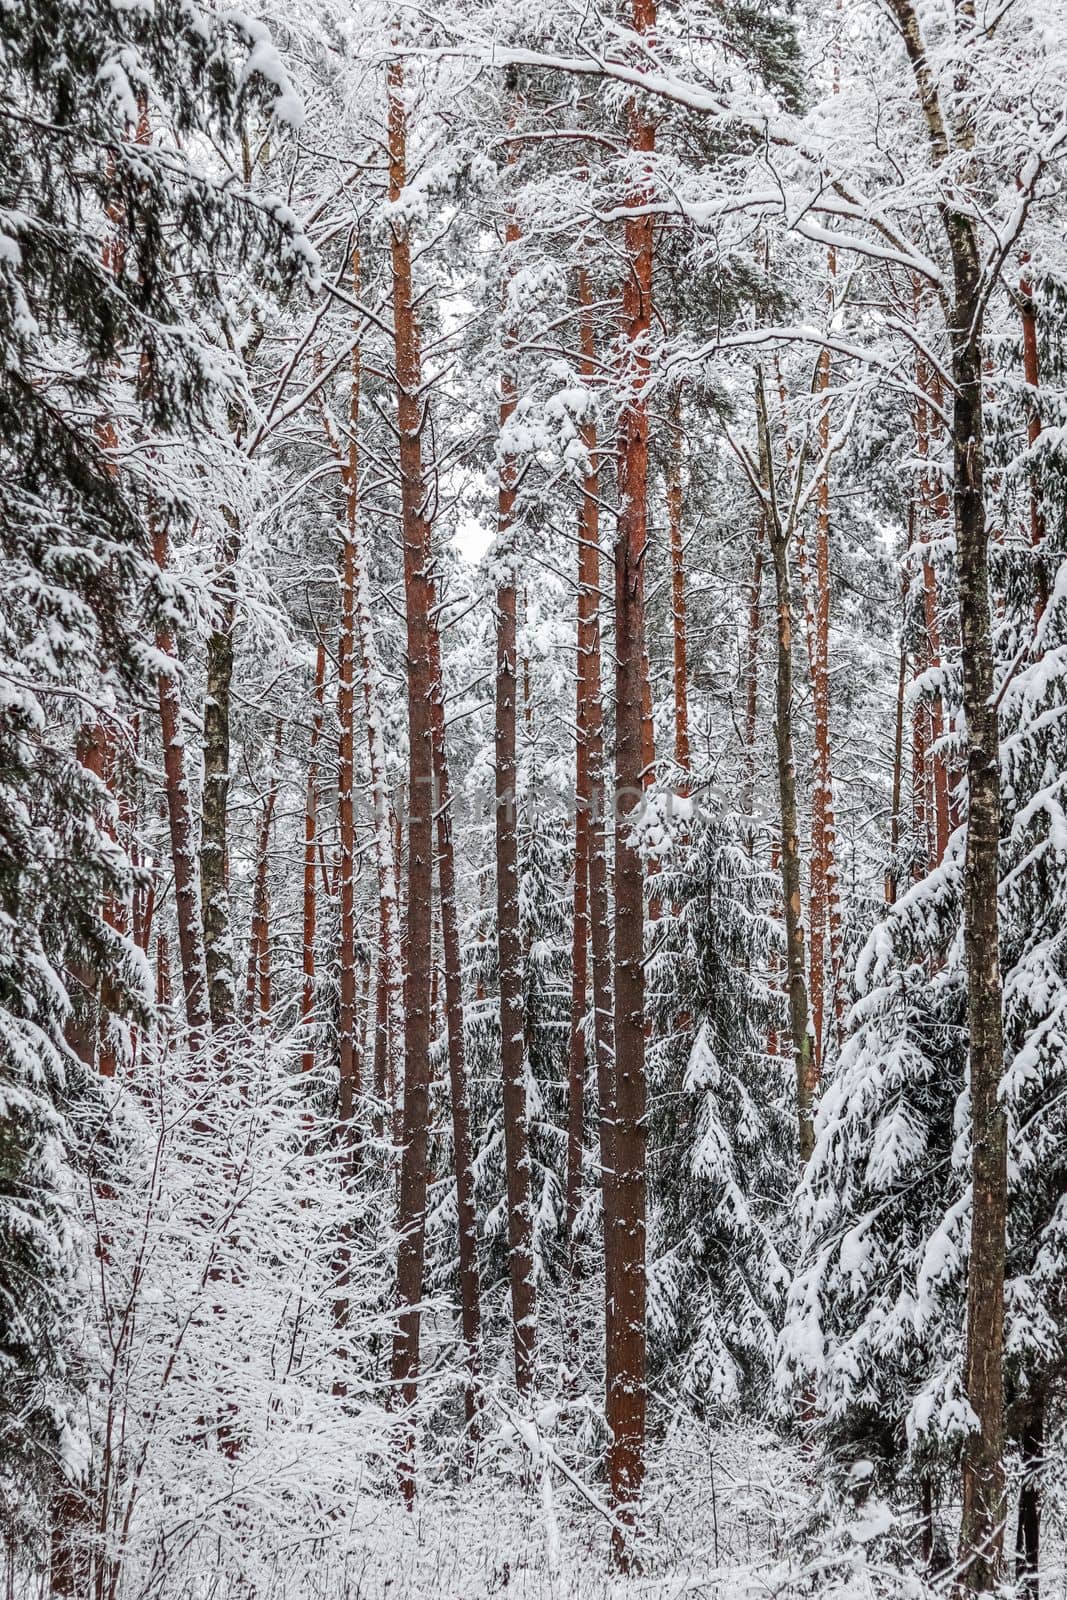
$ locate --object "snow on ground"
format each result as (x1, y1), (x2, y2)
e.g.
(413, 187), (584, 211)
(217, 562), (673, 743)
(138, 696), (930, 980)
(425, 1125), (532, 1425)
(261, 1424), (951, 1600)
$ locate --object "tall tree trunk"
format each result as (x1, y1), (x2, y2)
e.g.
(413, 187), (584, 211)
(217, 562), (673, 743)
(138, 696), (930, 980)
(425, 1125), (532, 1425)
(886, 551), (909, 908)
(608, 0), (656, 1550)
(495, 182), (537, 1400)
(387, 62), (438, 1501)
(318, 295), (405, 1148)
(570, 267), (617, 1338)
(875, 9), (1009, 1550)
(427, 610), (482, 1432)
(153, 518), (210, 1045)
(201, 508), (240, 1032)
(300, 640), (327, 1074)
(953, 265), (1007, 1595)
(337, 250), (364, 1132)
(243, 723), (281, 1028)
(743, 520), (765, 850)
(565, 551), (591, 1266)
(756, 375), (814, 1165)
(805, 331), (844, 1068)
(1019, 266), (1047, 624)
(881, 3), (1007, 1552)
(666, 386), (691, 783)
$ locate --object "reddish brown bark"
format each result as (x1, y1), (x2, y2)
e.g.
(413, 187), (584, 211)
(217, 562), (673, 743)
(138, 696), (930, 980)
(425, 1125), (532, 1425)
(387, 61), (438, 1500)
(495, 176), (538, 1399)
(301, 640), (327, 1074)
(608, 0), (656, 1549)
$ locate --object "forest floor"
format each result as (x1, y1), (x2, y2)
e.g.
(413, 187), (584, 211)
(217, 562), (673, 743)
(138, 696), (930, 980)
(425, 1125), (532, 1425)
(299, 1423), (970, 1599)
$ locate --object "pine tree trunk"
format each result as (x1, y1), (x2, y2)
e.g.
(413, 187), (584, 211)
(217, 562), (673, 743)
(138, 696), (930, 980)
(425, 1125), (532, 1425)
(200, 508), (239, 1032)
(153, 519), (210, 1044)
(566, 556), (591, 1263)
(318, 289), (405, 1150)
(886, 611), (908, 906)
(608, 2), (656, 1547)
(495, 190), (537, 1399)
(666, 386), (691, 782)
(243, 724), (280, 1028)
(427, 611), (482, 1431)
(756, 375), (814, 1166)
(572, 267), (617, 1342)
(953, 269), (1007, 1595)
(743, 520), (765, 850)
(864, 35), (1005, 1561)
(387, 62), (438, 1499)
(806, 336), (845, 1066)
(337, 251), (363, 1132)
(300, 640), (327, 1074)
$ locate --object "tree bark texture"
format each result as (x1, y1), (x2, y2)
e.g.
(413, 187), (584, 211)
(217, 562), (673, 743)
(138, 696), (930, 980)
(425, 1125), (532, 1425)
(666, 385), (690, 782)
(300, 639), (327, 1074)
(495, 184), (538, 1400)
(756, 376), (814, 1166)
(153, 518), (210, 1045)
(608, 2), (656, 1549)
(387, 64), (438, 1502)
(427, 610), (483, 1432)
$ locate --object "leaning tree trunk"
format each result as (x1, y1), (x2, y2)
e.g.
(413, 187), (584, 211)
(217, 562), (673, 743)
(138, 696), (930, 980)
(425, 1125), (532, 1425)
(386, 61), (438, 1506)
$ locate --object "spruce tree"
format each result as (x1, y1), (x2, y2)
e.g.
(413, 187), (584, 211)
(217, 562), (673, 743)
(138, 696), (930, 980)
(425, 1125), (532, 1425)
(0, 0), (309, 1551)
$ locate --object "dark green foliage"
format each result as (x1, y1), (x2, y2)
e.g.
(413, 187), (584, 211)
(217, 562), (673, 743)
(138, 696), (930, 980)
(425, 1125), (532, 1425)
(0, 0), (310, 1553)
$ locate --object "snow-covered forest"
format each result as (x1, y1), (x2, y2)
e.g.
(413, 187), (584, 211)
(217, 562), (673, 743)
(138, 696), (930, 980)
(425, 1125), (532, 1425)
(5, 0), (1067, 1593)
